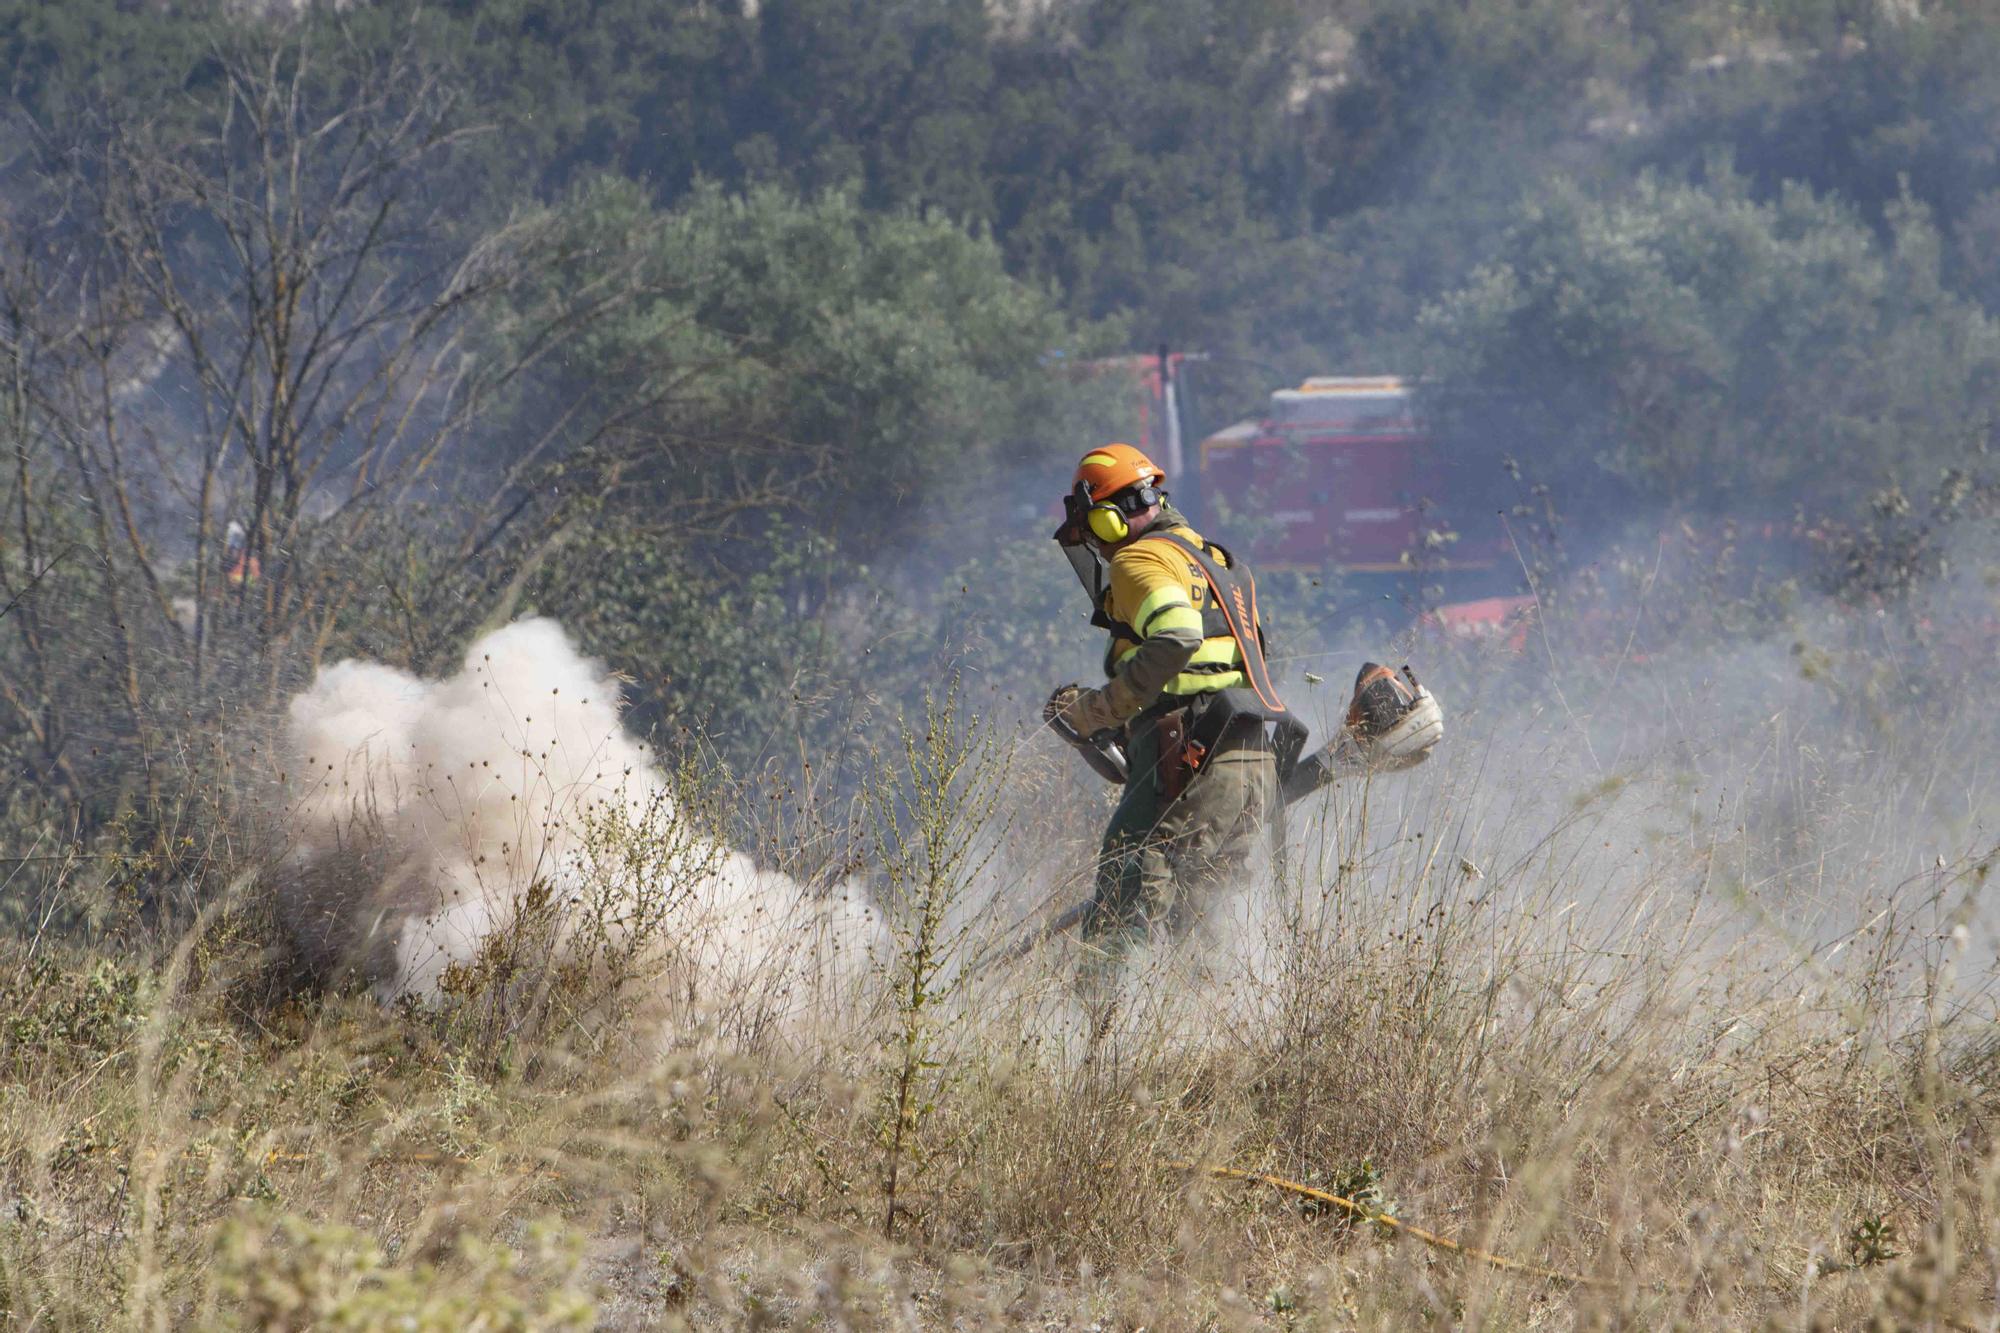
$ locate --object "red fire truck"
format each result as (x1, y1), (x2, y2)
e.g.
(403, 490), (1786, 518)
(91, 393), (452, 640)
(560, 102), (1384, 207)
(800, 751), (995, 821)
(1203, 376), (1465, 572)
(1088, 355), (1504, 581)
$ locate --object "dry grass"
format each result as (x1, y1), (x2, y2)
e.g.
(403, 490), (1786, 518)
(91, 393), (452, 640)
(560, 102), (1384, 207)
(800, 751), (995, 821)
(2, 637), (1998, 1330)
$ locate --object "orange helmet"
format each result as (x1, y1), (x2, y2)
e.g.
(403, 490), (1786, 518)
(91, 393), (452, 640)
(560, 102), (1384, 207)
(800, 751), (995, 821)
(1073, 443), (1165, 502)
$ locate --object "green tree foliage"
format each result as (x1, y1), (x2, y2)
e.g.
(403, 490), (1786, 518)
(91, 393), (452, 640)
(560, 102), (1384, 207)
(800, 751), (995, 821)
(977, 0), (1315, 328)
(1418, 172), (2000, 506)
(0, 0), (226, 129)
(441, 0), (752, 201)
(1648, 4), (2000, 257)
(499, 181), (1114, 783)
(645, 182), (1090, 524)
(734, 0), (995, 206)
(497, 176), (1109, 538)
(1313, 0), (1610, 216)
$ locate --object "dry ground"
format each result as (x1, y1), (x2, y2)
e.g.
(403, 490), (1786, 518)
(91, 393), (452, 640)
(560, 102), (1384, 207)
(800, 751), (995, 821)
(3, 640), (1998, 1330)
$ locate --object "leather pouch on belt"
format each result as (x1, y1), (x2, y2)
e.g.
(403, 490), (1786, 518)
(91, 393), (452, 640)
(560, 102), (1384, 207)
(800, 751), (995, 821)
(1157, 711), (1208, 802)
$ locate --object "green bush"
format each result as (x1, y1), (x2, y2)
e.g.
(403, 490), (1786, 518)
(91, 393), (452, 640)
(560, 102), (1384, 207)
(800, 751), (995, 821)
(1418, 171), (2000, 508)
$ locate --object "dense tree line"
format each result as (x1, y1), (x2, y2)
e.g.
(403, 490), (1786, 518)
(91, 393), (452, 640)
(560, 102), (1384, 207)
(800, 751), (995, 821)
(14, 2), (1999, 371)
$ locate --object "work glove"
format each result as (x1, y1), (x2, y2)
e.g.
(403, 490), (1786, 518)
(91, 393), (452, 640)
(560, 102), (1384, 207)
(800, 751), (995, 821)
(1045, 681), (1124, 739)
(1042, 683), (1078, 726)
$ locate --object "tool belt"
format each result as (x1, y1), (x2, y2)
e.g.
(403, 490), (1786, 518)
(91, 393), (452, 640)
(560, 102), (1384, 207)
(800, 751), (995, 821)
(1140, 689), (1281, 802)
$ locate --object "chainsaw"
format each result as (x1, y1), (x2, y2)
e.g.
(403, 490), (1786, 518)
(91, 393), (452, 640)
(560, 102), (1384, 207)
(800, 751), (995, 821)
(1280, 661), (1443, 803)
(1043, 663), (1442, 802)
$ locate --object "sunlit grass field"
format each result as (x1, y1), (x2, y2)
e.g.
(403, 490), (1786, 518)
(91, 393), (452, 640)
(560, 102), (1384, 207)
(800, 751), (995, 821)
(2, 605), (1997, 1331)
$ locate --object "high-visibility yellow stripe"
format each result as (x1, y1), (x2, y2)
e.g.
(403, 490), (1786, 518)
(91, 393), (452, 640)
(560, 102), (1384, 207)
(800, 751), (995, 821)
(1164, 669), (1245, 695)
(1188, 637), (1242, 667)
(1144, 605), (1203, 636)
(1108, 656), (1247, 696)
(1132, 584), (1193, 631)
(1114, 635), (1241, 669)
(1080, 452), (1119, 469)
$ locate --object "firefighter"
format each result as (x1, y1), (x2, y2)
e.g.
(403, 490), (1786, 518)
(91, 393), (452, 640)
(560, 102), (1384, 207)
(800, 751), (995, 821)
(1047, 443), (1285, 995)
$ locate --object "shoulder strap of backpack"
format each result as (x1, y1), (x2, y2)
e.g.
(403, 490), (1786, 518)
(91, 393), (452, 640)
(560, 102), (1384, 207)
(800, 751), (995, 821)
(1138, 531), (1289, 716)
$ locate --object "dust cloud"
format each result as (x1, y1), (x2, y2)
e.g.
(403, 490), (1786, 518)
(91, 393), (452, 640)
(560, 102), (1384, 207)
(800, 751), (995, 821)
(277, 618), (884, 1016)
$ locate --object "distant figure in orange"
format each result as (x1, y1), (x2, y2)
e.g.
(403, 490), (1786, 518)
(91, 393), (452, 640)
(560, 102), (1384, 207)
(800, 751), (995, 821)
(224, 520), (260, 588)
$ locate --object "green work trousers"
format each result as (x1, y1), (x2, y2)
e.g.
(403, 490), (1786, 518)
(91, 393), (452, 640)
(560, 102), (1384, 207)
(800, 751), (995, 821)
(1079, 717), (1279, 984)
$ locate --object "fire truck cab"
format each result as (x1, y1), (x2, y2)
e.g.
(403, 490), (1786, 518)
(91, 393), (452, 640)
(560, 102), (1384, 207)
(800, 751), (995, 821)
(1198, 376), (1500, 578)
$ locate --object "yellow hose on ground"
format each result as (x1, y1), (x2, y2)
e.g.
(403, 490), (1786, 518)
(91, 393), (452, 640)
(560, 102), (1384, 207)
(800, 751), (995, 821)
(1171, 1161), (1985, 1327)
(1165, 1160), (1610, 1288)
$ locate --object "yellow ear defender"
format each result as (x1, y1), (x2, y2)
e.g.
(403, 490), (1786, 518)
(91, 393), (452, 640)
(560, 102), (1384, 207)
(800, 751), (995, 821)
(1086, 501), (1132, 544)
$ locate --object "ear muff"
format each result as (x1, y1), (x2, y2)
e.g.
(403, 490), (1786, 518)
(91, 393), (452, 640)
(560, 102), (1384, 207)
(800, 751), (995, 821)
(1086, 503), (1130, 543)
(1084, 481), (1160, 544)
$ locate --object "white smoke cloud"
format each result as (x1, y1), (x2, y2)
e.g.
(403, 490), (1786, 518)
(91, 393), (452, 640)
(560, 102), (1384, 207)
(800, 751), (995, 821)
(280, 618), (884, 1021)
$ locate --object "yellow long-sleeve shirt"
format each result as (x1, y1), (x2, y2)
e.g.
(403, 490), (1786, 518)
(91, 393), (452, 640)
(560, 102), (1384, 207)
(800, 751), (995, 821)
(1095, 518), (1250, 720)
